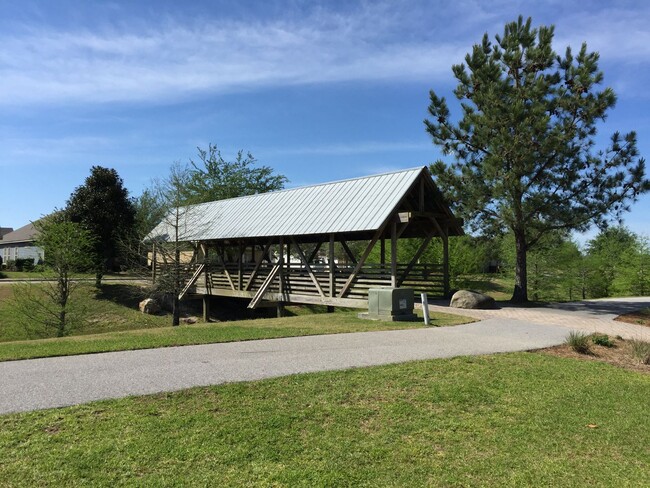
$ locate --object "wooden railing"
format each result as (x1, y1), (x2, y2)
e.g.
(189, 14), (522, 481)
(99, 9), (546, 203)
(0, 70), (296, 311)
(198, 262), (445, 299)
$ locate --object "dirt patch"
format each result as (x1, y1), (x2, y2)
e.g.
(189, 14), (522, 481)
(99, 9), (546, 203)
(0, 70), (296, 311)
(614, 308), (650, 327)
(539, 337), (650, 374)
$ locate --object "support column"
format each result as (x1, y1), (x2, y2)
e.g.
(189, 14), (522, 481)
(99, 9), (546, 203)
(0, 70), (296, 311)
(328, 234), (335, 312)
(151, 243), (157, 283)
(238, 242), (244, 290)
(391, 221), (397, 288)
(278, 238), (285, 314)
(442, 227), (450, 297)
(202, 295), (211, 322)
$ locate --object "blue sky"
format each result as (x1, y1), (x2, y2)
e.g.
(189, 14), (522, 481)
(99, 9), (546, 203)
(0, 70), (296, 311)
(1, 0), (648, 243)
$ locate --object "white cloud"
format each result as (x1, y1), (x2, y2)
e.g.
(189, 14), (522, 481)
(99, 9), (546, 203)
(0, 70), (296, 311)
(0, 6), (467, 107)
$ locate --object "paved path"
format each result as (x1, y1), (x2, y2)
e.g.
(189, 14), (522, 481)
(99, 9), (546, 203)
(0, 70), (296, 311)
(426, 297), (650, 340)
(2, 297), (647, 415)
(0, 319), (569, 414)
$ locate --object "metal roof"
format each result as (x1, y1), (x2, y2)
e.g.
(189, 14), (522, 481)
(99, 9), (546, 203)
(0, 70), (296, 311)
(149, 167), (455, 242)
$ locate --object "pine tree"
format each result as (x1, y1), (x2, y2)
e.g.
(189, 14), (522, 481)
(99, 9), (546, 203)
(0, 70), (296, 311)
(425, 16), (649, 302)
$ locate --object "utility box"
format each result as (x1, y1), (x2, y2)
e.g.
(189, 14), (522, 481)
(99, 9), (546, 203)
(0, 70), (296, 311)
(361, 287), (418, 322)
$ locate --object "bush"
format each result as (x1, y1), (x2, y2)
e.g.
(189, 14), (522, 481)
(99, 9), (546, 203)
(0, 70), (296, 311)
(629, 339), (650, 365)
(592, 334), (614, 348)
(565, 331), (591, 354)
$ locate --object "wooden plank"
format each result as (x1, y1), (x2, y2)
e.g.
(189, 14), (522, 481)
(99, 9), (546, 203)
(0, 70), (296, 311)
(238, 242), (244, 290)
(194, 286), (369, 309)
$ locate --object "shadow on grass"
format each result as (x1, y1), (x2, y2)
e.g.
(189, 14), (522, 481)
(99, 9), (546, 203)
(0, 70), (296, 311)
(95, 284), (147, 309)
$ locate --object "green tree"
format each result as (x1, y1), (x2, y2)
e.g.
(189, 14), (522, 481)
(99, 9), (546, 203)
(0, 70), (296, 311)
(12, 216), (95, 337)
(586, 226), (639, 297)
(66, 166), (136, 287)
(179, 143), (287, 205)
(425, 16), (649, 302)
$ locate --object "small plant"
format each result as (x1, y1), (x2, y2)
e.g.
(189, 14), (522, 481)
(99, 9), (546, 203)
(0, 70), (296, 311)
(592, 334), (614, 348)
(629, 339), (650, 365)
(565, 331), (591, 354)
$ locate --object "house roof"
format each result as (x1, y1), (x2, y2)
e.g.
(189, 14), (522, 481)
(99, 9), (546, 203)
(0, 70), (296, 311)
(148, 166), (463, 243)
(0, 227), (13, 239)
(0, 223), (39, 245)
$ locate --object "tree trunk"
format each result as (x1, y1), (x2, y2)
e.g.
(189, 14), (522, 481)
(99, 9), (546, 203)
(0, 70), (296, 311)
(511, 230), (528, 303)
(172, 296), (180, 326)
(57, 309), (66, 337)
(95, 271), (103, 288)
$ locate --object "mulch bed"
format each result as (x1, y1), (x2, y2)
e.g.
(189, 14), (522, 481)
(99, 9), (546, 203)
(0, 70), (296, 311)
(614, 308), (650, 327)
(539, 337), (649, 374)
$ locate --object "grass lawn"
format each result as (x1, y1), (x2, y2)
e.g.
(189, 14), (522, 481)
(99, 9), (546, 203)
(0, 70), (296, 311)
(0, 283), (471, 362)
(0, 353), (647, 486)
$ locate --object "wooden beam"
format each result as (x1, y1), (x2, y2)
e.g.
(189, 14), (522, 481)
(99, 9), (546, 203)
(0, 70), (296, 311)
(178, 263), (205, 300)
(380, 239), (385, 268)
(152, 243), (157, 283)
(291, 237), (325, 297)
(397, 230), (436, 287)
(244, 242), (272, 291)
(248, 263), (282, 309)
(237, 242), (244, 290)
(391, 221), (397, 287)
(194, 286), (368, 309)
(339, 240), (357, 265)
(307, 242), (323, 264)
(442, 227), (450, 297)
(338, 223), (388, 298)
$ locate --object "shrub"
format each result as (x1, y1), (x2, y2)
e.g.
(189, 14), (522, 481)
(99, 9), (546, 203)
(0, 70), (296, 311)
(629, 339), (650, 365)
(592, 334), (614, 348)
(565, 331), (591, 354)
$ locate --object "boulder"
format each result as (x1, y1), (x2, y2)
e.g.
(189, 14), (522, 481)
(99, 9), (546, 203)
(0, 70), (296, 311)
(139, 298), (160, 315)
(450, 290), (496, 310)
(181, 316), (198, 325)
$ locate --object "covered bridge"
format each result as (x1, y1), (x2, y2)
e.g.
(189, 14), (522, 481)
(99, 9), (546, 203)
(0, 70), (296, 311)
(147, 166), (463, 314)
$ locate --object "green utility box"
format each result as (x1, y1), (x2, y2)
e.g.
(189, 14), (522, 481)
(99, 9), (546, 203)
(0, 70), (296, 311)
(361, 287), (418, 322)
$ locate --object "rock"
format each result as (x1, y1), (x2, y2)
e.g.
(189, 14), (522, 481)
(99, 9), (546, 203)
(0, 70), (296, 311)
(139, 298), (160, 315)
(181, 316), (198, 324)
(450, 290), (496, 310)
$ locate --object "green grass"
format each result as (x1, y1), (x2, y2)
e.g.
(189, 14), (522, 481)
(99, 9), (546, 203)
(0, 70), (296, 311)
(0, 353), (648, 486)
(0, 283), (471, 361)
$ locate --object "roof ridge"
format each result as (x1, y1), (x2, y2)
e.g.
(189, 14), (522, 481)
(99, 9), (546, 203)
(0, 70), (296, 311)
(188, 166), (427, 209)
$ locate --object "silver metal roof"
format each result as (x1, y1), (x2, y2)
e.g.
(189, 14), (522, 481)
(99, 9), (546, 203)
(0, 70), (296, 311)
(149, 167), (427, 242)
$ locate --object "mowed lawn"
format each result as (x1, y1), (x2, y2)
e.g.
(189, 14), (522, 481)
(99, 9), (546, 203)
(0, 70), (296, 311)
(0, 353), (648, 486)
(0, 283), (470, 361)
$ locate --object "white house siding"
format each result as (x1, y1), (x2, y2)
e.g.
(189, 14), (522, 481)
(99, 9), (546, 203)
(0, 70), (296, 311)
(1, 244), (44, 263)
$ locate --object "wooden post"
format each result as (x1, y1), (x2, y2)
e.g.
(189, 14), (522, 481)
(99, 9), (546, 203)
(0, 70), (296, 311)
(329, 234), (335, 298)
(202, 295), (211, 322)
(380, 238), (385, 274)
(278, 239), (285, 317)
(152, 243), (157, 283)
(238, 242), (244, 291)
(391, 221), (397, 288)
(442, 227), (450, 297)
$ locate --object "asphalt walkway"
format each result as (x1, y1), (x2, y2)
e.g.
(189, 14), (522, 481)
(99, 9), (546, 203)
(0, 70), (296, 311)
(2, 296), (648, 415)
(0, 318), (569, 414)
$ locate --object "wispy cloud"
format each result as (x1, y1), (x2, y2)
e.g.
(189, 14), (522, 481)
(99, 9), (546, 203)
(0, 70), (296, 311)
(0, 4), (467, 106)
(0, 1), (647, 106)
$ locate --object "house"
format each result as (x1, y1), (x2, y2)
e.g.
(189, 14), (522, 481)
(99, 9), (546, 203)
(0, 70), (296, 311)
(0, 223), (43, 265)
(148, 166), (464, 316)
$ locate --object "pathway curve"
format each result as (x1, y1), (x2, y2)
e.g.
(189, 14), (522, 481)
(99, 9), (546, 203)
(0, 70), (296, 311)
(426, 297), (650, 340)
